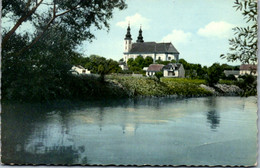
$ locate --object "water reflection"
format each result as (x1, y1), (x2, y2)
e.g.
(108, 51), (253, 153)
(206, 110), (220, 130)
(1, 97), (257, 165)
(204, 97), (220, 130)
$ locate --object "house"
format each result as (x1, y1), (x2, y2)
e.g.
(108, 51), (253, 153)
(240, 64), (257, 76)
(119, 61), (129, 70)
(224, 70), (240, 78)
(146, 63), (185, 78)
(123, 24), (179, 63)
(71, 65), (91, 75)
(163, 63), (185, 78)
(146, 64), (164, 76)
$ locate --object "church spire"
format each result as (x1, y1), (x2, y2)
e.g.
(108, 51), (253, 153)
(136, 25), (144, 43)
(124, 22), (132, 40)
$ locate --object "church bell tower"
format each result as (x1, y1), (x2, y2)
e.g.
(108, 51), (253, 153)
(136, 26), (144, 43)
(124, 23), (132, 52)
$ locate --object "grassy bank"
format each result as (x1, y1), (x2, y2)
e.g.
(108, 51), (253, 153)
(108, 75), (212, 97)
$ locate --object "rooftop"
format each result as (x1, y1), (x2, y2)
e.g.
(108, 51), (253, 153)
(128, 42), (179, 54)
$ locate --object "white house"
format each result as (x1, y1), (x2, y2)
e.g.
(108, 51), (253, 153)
(239, 64), (257, 76)
(123, 24), (179, 63)
(119, 61), (129, 70)
(146, 63), (185, 78)
(163, 63), (185, 78)
(146, 64), (164, 76)
(71, 65), (91, 75)
(224, 70), (240, 78)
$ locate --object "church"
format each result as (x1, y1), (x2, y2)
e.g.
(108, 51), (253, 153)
(123, 24), (180, 64)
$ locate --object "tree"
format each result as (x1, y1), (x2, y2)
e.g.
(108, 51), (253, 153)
(144, 57), (153, 67)
(127, 58), (134, 67)
(220, 0), (257, 64)
(206, 63), (224, 86)
(84, 55), (121, 82)
(2, 0), (127, 54)
(2, 1), (127, 101)
(135, 55), (145, 68)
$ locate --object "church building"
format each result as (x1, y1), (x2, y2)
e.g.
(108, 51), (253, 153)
(123, 24), (180, 63)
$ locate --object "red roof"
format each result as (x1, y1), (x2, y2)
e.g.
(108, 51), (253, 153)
(147, 64), (164, 72)
(240, 64), (257, 70)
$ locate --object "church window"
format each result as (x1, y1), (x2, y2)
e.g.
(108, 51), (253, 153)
(168, 57), (171, 60)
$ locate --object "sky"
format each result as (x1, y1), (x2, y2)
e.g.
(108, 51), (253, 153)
(77, 0), (251, 66)
(2, 0), (252, 66)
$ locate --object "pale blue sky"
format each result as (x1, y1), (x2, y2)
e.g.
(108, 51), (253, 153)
(79, 0), (250, 66)
(2, 0), (251, 66)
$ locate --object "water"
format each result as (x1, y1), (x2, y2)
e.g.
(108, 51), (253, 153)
(1, 97), (257, 166)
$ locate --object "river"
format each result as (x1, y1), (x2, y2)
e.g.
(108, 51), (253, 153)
(1, 96), (257, 166)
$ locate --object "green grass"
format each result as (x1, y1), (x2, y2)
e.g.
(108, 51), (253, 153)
(161, 78), (211, 96)
(108, 75), (212, 97)
(219, 79), (236, 85)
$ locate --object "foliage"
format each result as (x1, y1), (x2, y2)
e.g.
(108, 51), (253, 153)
(219, 79), (236, 85)
(179, 59), (208, 79)
(161, 78), (212, 96)
(206, 63), (224, 86)
(2, 0), (127, 52)
(2, 25), (75, 101)
(127, 56), (153, 74)
(221, 0), (257, 64)
(154, 71), (163, 81)
(235, 74), (257, 96)
(144, 56), (154, 67)
(108, 75), (212, 97)
(2, 0), (127, 102)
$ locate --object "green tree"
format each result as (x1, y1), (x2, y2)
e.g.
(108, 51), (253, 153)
(2, 0), (127, 101)
(220, 0), (257, 64)
(135, 55), (145, 68)
(2, 0), (127, 53)
(127, 58), (134, 67)
(144, 57), (153, 67)
(206, 63), (224, 86)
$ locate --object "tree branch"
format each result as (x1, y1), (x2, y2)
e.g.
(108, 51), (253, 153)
(15, 1), (84, 56)
(2, 0), (44, 48)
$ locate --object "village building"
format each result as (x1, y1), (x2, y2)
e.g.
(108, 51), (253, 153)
(119, 61), (129, 70)
(223, 64), (257, 78)
(146, 64), (164, 76)
(71, 65), (91, 75)
(239, 64), (257, 76)
(224, 70), (240, 78)
(146, 63), (185, 78)
(123, 24), (180, 64)
(163, 63), (185, 78)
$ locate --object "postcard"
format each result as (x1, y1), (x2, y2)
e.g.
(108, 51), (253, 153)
(1, 0), (258, 166)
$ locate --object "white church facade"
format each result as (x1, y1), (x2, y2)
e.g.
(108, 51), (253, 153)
(123, 24), (180, 63)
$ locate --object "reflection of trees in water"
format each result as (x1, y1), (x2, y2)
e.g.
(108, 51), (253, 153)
(11, 145), (87, 165)
(206, 110), (220, 130)
(204, 97), (221, 130)
(2, 102), (88, 164)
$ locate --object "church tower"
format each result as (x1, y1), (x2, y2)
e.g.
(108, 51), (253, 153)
(124, 23), (132, 52)
(136, 26), (144, 43)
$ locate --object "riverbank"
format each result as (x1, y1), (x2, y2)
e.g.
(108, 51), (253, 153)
(1, 74), (248, 103)
(107, 75), (242, 98)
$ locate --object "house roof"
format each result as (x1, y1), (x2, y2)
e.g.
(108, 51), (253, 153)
(163, 63), (182, 70)
(73, 65), (85, 69)
(128, 42), (179, 54)
(240, 64), (257, 70)
(224, 70), (240, 75)
(147, 64), (164, 72)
